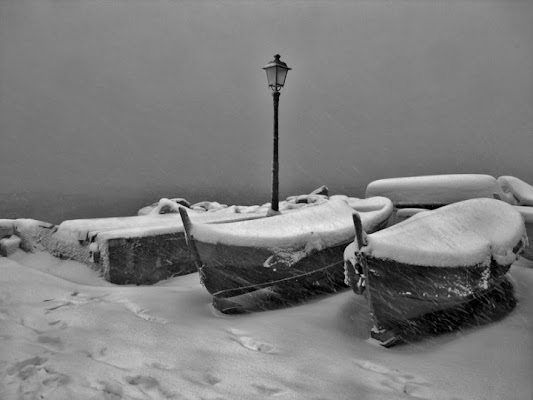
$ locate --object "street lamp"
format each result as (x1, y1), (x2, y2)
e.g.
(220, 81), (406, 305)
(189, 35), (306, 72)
(263, 54), (291, 216)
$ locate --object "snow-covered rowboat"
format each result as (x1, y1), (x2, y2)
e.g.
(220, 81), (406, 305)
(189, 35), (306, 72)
(365, 174), (516, 209)
(180, 198), (393, 313)
(344, 198), (527, 347)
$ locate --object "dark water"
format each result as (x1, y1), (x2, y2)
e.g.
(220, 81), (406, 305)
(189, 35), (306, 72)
(1, 1), (532, 223)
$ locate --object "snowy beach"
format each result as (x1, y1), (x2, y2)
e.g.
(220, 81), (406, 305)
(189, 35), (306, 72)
(1, 249), (532, 400)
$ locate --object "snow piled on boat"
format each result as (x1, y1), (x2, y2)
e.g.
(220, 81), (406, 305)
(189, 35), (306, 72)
(189, 198), (391, 255)
(1, 250), (532, 400)
(54, 206), (266, 243)
(366, 174), (517, 206)
(330, 195), (393, 230)
(364, 198), (527, 267)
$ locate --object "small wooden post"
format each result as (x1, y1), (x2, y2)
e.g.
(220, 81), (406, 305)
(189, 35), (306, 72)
(352, 211), (390, 344)
(352, 212), (366, 250)
(351, 212), (368, 296)
(178, 207), (203, 271)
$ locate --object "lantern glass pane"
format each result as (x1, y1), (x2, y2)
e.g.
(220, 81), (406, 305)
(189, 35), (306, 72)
(265, 67), (277, 87)
(276, 67), (288, 87)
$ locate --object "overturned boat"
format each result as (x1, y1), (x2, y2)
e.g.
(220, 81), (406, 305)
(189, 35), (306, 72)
(344, 198), (527, 347)
(180, 197), (393, 313)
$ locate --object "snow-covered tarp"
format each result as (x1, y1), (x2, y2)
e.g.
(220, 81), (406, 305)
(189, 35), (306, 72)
(359, 198), (527, 267)
(365, 174), (516, 206)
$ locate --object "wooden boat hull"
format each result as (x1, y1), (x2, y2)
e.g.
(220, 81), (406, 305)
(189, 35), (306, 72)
(345, 254), (518, 346)
(364, 256), (510, 328)
(179, 198), (393, 313)
(345, 199), (527, 346)
(197, 241), (349, 312)
(370, 275), (516, 347)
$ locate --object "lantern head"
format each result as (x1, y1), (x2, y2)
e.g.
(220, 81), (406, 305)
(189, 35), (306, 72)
(263, 54), (291, 92)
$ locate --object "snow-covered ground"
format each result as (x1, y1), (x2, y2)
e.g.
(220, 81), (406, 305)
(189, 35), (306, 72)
(1, 250), (532, 400)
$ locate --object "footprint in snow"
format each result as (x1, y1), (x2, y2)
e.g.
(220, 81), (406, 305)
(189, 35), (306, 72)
(86, 345), (108, 360)
(43, 292), (108, 313)
(125, 375), (174, 398)
(149, 361), (175, 371)
(7, 356), (47, 376)
(355, 361), (433, 399)
(48, 319), (68, 329)
(43, 293), (168, 324)
(7, 356), (71, 399)
(401, 382), (434, 399)
(226, 328), (276, 353)
(85, 347), (131, 372)
(97, 380), (124, 399)
(111, 298), (168, 324)
(251, 382), (285, 396)
(203, 372), (222, 386)
(356, 361), (392, 374)
(37, 334), (64, 350)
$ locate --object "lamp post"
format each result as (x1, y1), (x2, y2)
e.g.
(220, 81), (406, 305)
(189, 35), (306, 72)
(263, 54), (291, 216)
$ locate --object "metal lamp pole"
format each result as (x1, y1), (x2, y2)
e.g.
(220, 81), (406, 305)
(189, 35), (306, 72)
(263, 54), (291, 216)
(271, 90), (280, 213)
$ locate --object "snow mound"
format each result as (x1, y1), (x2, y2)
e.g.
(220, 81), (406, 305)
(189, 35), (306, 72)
(362, 198), (527, 267)
(0, 219), (15, 238)
(330, 195), (394, 230)
(53, 208), (267, 244)
(498, 176), (533, 206)
(149, 198), (192, 214)
(190, 198), (392, 255)
(190, 201), (228, 212)
(366, 174), (516, 206)
(0, 219), (56, 252)
(53, 214), (186, 242)
(137, 198), (192, 215)
(0, 235), (21, 257)
(285, 194), (328, 205)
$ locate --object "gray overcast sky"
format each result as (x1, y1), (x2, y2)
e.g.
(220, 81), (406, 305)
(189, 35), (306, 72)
(1, 0), (532, 207)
